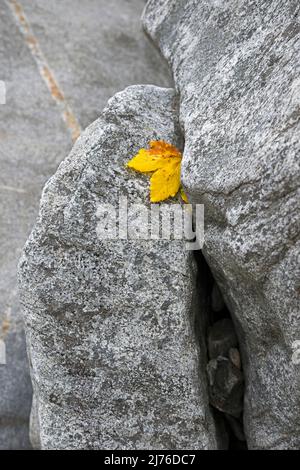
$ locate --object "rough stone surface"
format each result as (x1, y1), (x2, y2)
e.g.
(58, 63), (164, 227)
(19, 85), (219, 450)
(208, 319), (238, 360)
(0, 1), (70, 449)
(144, 0), (300, 449)
(1, 0), (171, 449)
(20, 0), (171, 129)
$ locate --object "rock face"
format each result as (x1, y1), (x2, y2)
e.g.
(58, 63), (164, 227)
(143, 0), (300, 449)
(1, 0), (172, 450)
(18, 85), (219, 450)
(208, 319), (238, 360)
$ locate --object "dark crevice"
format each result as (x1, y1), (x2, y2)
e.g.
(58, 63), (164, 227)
(194, 251), (247, 450)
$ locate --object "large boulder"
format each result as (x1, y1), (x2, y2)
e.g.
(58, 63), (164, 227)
(143, 0), (300, 449)
(1, 0), (172, 450)
(18, 85), (219, 449)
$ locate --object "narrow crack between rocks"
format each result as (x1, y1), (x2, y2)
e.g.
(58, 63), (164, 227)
(194, 251), (248, 450)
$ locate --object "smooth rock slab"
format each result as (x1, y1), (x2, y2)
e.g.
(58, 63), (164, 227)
(19, 85), (218, 450)
(144, 0), (300, 449)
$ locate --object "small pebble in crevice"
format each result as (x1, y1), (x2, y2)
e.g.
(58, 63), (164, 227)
(195, 252), (247, 450)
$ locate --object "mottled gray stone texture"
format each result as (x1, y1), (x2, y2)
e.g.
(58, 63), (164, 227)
(143, 0), (300, 449)
(1, 0), (171, 450)
(19, 86), (218, 450)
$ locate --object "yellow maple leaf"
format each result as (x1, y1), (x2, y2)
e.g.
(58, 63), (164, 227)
(126, 140), (187, 203)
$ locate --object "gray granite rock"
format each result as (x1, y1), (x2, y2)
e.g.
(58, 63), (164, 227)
(211, 283), (225, 313)
(225, 415), (246, 443)
(18, 85), (219, 450)
(143, 0), (300, 450)
(228, 348), (241, 371)
(20, 0), (171, 129)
